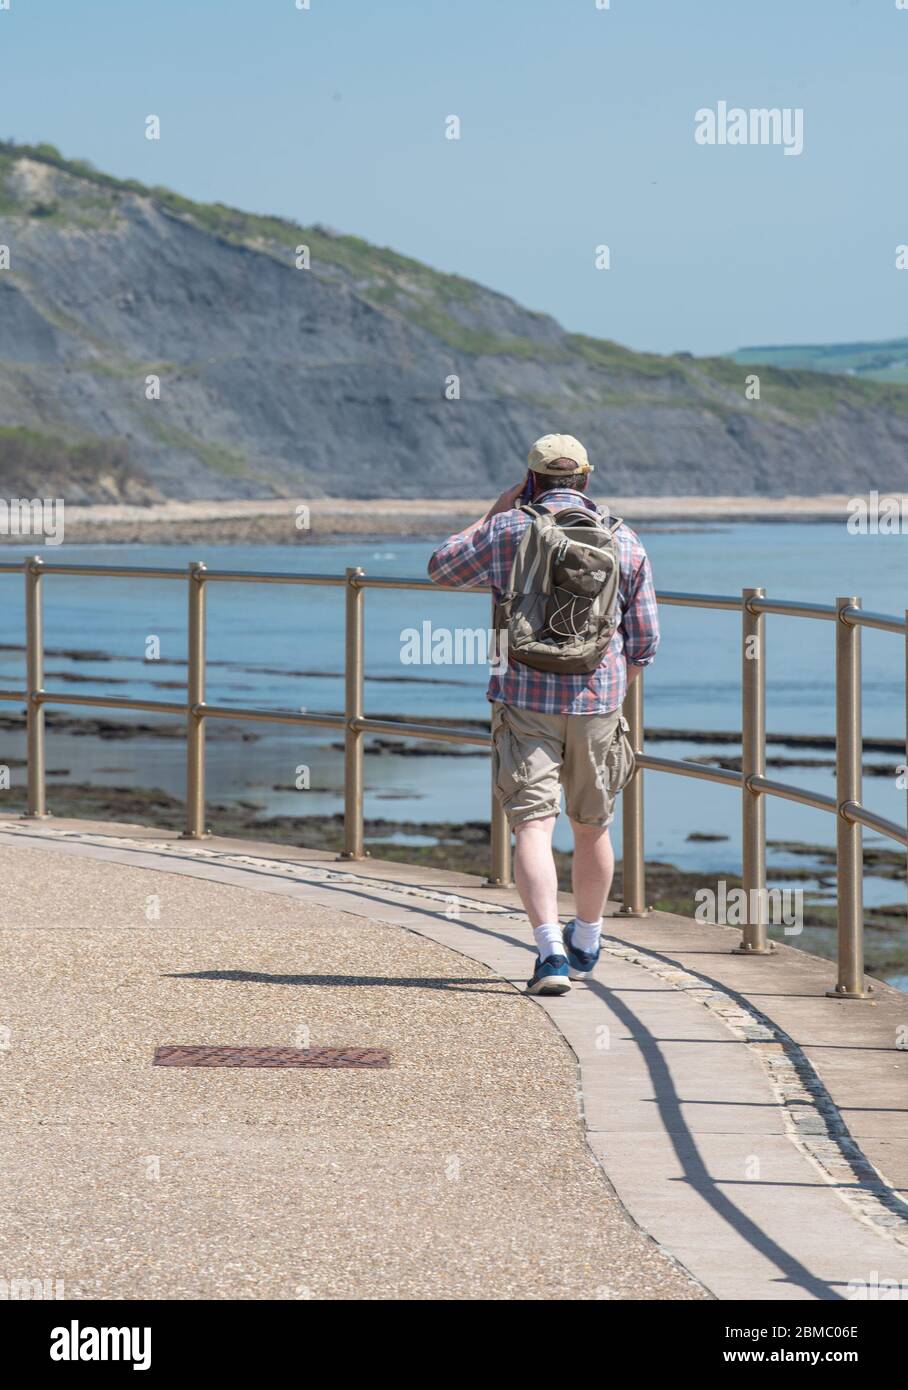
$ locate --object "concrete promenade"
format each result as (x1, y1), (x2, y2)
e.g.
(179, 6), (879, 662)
(2, 815), (907, 1301)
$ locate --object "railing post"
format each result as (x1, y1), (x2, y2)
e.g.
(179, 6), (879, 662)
(619, 671), (649, 915)
(487, 778), (512, 886)
(183, 561), (207, 838)
(340, 566), (366, 860)
(486, 600), (512, 886)
(827, 596), (870, 997)
(24, 555), (47, 818)
(735, 587), (773, 953)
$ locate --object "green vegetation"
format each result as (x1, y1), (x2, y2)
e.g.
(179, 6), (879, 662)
(0, 424), (132, 485)
(729, 337), (908, 384)
(400, 302), (570, 361)
(0, 149), (19, 213)
(0, 143), (119, 227)
(694, 353), (908, 420)
(139, 413), (252, 479)
(565, 333), (677, 380)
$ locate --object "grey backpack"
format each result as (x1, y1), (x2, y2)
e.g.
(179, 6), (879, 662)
(494, 503), (623, 674)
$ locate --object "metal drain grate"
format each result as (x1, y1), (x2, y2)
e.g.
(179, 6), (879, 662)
(153, 1045), (390, 1069)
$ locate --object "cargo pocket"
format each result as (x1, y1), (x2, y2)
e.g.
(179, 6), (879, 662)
(603, 715), (636, 796)
(491, 704), (526, 807)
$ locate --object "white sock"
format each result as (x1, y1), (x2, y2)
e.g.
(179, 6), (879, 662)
(572, 916), (602, 952)
(533, 922), (565, 960)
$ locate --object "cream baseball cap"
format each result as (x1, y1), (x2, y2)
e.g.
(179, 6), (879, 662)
(527, 433), (593, 475)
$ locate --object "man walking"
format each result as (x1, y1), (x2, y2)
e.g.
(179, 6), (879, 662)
(427, 434), (659, 995)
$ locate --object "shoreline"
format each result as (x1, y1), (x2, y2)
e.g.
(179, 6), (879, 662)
(0, 494), (868, 547)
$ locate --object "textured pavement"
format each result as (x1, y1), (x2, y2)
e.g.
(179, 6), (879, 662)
(3, 819), (907, 1303)
(0, 839), (703, 1301)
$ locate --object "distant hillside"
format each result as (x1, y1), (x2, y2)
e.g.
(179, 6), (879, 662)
(2, 140), (908, 502)
(729, 338), (908, 384)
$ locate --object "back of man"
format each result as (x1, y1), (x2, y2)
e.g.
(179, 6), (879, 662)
(428, 433), (659, 996)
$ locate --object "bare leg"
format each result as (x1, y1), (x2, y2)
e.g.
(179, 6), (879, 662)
(570, 821), (614, 921)
(513, 815), (559, 927)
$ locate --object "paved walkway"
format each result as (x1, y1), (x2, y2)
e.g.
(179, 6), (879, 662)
(1, 815), (907, 1301)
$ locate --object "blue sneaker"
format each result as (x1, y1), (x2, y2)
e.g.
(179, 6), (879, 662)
(526, 954), (571, 996)
(563, 920), (601, 980)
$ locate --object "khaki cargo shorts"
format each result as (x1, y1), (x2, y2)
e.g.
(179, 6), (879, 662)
(491, 701), (635, 829)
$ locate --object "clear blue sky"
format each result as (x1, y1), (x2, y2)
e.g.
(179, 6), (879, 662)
(2, 0), (905, 355)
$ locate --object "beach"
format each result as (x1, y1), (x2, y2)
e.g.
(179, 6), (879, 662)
(0, 493), (877, 547)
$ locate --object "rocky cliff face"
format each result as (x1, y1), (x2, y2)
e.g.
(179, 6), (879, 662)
(2, 144), (907, 502)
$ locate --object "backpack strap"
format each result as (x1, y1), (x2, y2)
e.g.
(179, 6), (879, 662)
(551, 507), (606, 529)
(519, 502), (559, 534)
(506, 503), (561, 596)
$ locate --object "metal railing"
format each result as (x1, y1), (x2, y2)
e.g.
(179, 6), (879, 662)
(1, 555), (906, 998)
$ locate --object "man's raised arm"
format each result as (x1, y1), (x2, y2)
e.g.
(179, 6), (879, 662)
(427, 482), (523, 589)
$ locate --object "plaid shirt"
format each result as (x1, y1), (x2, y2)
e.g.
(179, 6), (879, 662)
(427, 488), (659, 714)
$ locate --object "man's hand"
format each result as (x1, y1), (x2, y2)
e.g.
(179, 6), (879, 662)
(449, 479), (528, 545)
(485, 480), (526, 519)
